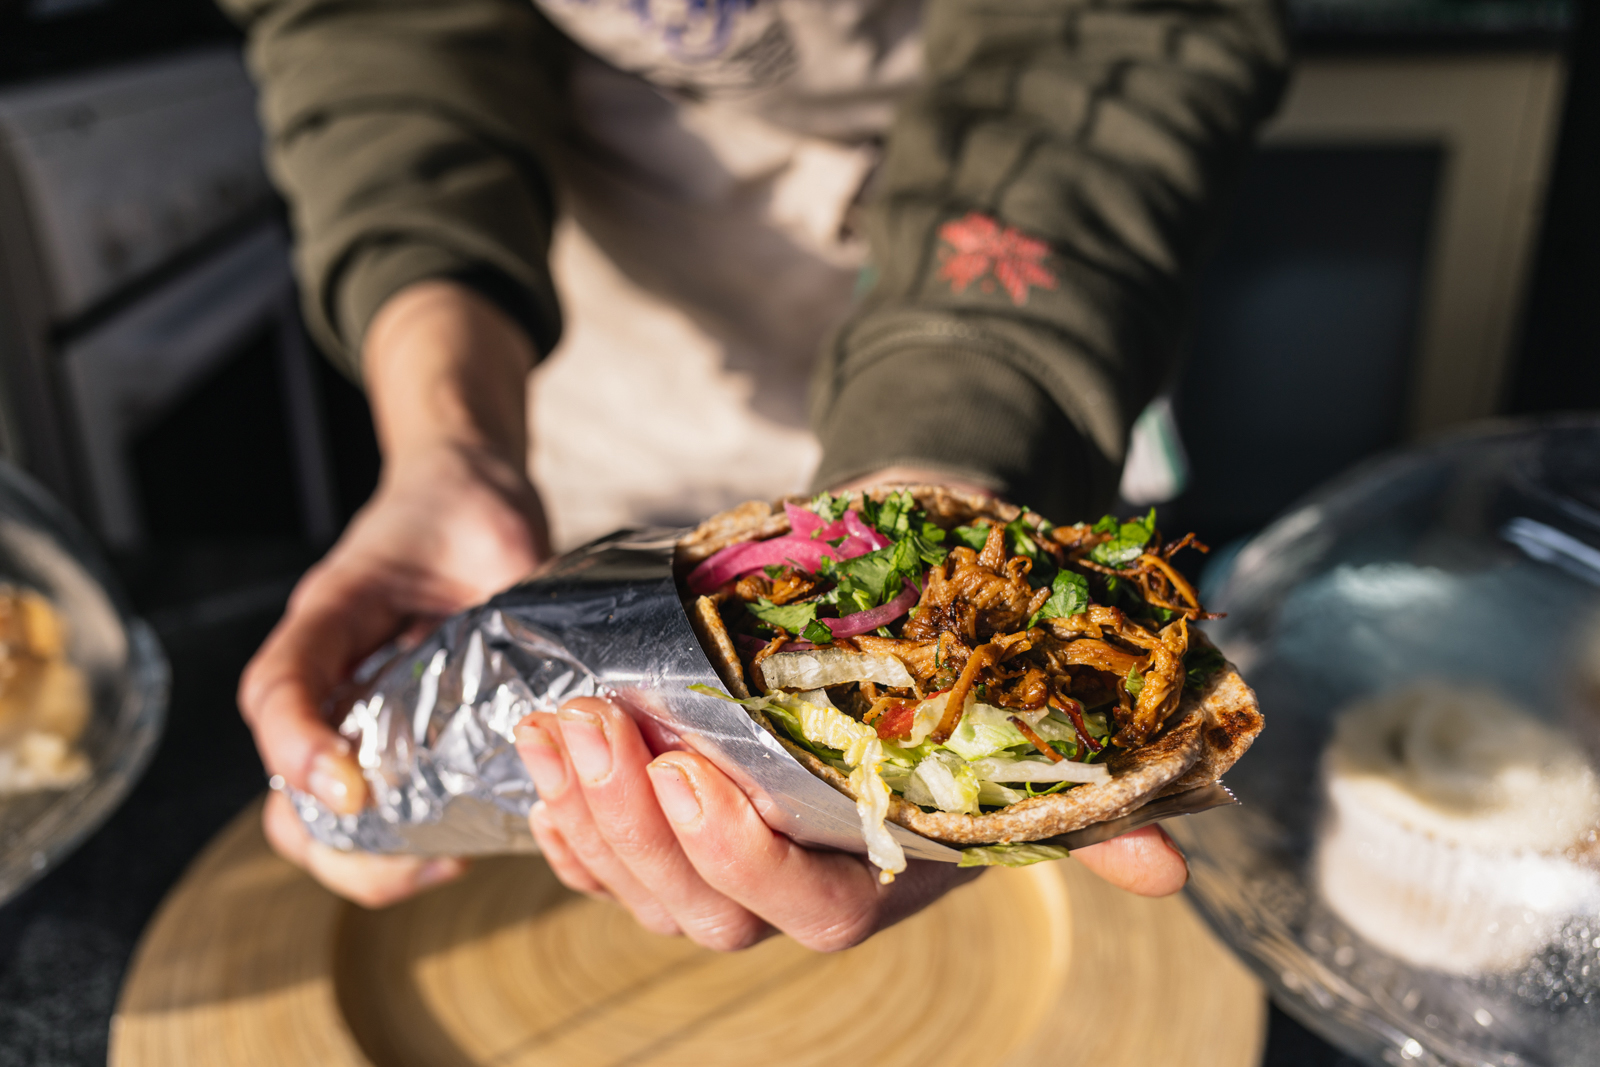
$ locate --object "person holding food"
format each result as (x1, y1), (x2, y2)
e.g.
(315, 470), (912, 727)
(224, 0), (1288, 944)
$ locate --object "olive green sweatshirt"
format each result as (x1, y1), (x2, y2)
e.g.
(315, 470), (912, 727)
(220, 0), (1289, 520)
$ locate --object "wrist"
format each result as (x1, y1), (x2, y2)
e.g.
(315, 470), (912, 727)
(362, 280), (536, 469)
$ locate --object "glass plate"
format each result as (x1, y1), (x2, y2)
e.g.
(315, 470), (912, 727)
(1171, 417), (1600, 1067)
(0, 462), (168, 905)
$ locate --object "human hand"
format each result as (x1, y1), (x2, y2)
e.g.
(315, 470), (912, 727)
(240, 281), (547, 907)
(516, 695), (1187, 953)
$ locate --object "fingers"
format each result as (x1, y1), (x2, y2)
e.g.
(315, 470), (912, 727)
(517, 696), (976, 952)
(526, 800), (609, 898)
(1071, 824), (1189, 897)
(513, 694), (1180, 957)
(515, 707), (683, 936)
(515, 699), (772, 949)
(560, 699), (771, 949)
(239, 558), (415, 812)
(646, 750), (893, 952)
(262, 790), (467, 908)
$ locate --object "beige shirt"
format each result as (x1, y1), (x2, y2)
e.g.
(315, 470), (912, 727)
(530, 0), (925, 547)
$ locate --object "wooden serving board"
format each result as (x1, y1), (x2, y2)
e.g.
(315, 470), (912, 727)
(111, 800), (1264, 1067)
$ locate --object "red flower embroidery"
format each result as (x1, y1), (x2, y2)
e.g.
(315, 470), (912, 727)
(937, 212), (1057, 306)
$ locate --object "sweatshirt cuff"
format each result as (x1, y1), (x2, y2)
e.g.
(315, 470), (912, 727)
(322, 239), (557, 381)
(809, 345), (1120, 522)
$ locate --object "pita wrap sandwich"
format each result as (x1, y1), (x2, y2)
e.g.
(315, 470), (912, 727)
(677, 486), (1262, 879)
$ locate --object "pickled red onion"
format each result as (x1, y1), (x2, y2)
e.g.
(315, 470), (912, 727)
(686, 508), (887, 594)
(844, 510), (891, 551)
(821, 582), (919, 638)
(784, 502), (824, 538)
(686, 538), (835, 593)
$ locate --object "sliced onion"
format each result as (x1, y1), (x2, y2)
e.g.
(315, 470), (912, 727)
(761, 649), (915, 690)
(821, 582), (919, 638)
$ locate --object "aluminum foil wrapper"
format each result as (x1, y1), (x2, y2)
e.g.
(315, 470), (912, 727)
(290, 529), (1234, 861)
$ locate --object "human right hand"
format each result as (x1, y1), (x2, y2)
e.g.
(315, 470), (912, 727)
(241, 281), (547, 907)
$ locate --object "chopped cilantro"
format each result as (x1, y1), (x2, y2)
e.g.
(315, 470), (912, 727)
(950, 524), (991, 551)
(762, 564), (784, 579)
(1029, 569), (1090, 626)
(808, 492), (850, 521)
(863, 490), (949, 565)
(801, 618), (835, 644)
(1184, 644), (1226, 692)
(820, 546), (899, 612)
(1126, 665), (1144, 697)
(1005, 518), (1040, 561)
(747, 599), (818, 634)
(1089, 508), (1158, 568)
(1092, 514), (1120, 535)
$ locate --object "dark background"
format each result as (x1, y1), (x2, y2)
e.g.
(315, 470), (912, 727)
(1, 0), (1596, 1064)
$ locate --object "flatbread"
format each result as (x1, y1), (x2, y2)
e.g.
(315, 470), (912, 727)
(678, 486), (1262, 845)
(676, 500), (789, 567)
(687, 595), (750, 700)
(1156, 648), (1263, 798)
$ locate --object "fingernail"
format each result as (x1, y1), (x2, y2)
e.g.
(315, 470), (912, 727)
(516, 721), (568, 799)
(558, 705), (612, 783)
(415, 858), (464, 890)
(648, 760), (701, 825)
(308, 751), (365, 815)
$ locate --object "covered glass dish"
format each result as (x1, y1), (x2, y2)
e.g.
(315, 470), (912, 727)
(1172, 417), (1600, 1066)
(0, 462), (167, 904)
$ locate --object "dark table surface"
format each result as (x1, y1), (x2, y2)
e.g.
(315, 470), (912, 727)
(0, 560), (1362, 1067)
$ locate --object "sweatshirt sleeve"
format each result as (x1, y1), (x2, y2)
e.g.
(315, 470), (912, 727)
(220, 0), (569, 377)
(810, 0), (1289, 519)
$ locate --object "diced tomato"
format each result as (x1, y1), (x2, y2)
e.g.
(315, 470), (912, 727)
(875, 701), (917, 741)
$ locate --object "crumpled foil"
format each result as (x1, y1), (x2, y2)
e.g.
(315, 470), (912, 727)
(290, 529), (1234, 861)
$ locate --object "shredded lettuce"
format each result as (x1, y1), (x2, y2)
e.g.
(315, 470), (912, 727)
(979, 780), (1027, 806)
(896, 691), (952, 747)
(691, 684), (905, 880)
(957, 843), (1071, 868)
(969, 755), (1110, 784)
(942, 703), (1031, 760)
(692, 681), (1106, 873)
(904, 750), (981, 814)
